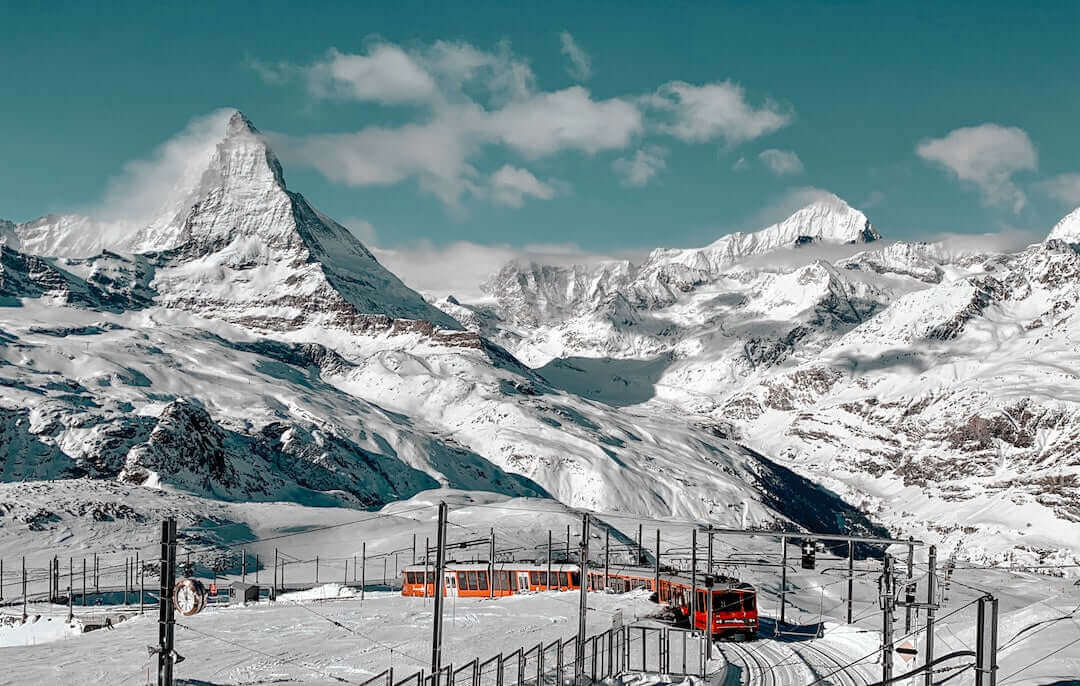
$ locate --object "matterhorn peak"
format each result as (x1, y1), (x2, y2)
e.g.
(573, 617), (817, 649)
(1047, 207), (1080, 244)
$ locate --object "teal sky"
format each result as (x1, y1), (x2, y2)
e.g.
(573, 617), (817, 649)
(2, 0), (1079, 255)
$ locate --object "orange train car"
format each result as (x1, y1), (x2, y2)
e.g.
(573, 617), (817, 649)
(402, 562), (757, 639)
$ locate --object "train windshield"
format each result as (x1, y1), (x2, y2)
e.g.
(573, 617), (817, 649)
(712, 591), (755, 613)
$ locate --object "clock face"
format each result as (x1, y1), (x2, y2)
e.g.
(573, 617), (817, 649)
(173, 579), (207, 616)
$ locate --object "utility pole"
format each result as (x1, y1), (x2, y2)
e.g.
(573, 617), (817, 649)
(637, 524), (643, 565)
(21, 557), (27, 621)
(242, 549), (246, 584)
(566, 525), (571, 562)
(905, 539), (914, 633)
(847, 540), (855, 624)
(488, 528), (495, 599)
(412, 533), (417, 565)
(94, 553), (99, 594)
(82, 558), (87, 606)
(779, 536), (788, 627)
(362, 542), (367, 602)
(975, 595), (999, 686)
(273, 549), (279, 600)
(158, 517), (178, 686)
(690, 528), (698, 632)
(924, 545), (937, 686)
(575, 514), (590, 683)
(140, 561), (145, 615)
(881, 554), (895, 685)
(430, 502), (448, 680)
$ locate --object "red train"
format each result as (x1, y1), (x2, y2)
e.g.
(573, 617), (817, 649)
(401, 562), (757, 639)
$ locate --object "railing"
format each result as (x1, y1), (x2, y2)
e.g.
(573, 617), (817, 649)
(370, 623), (706, 686)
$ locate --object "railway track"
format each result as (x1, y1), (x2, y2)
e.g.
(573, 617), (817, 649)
(794, 640), (868, 686)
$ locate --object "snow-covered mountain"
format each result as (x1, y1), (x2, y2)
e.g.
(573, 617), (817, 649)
(465, 201), (1080, 566)
(1, 111), (883, 564)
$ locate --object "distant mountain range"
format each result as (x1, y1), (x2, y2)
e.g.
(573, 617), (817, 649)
(3, 110), (1078, 568)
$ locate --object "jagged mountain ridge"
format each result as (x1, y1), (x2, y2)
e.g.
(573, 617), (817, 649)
(467, 203), (1080, 565)
(0, 111), (883, 554)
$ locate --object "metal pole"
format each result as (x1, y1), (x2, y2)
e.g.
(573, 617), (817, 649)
(905, 539), (914, 633)
(362, 542), (367, 601)
(22, 557), (27, 622)
(576, 514), (590, 683)
(274, 549), (279, 599)
(604, 528), (610, 591)
(255, 554), (259, 585)
(315, 555), (319, 585)
(489, 528), (495, 599)
(779, 536), (788, 627)
(82, 558), (86, 606)
(924, 545), (937, 686)
(344, 559), (348, 585)
(242, 549), (246, 584)
(654, 529), (660, 595)
(637, 524), (642, 565)
(548, 531), (553, 591)
(882, 555), (894, 685)
(705, 575), (714, 659)
(124, 557), (129, 606)
(140, 561), (145, 615)
(707, 527), (713, 577)
(383, 557), (387, 587)
(691, 529), (698, 633)
(566, 525), (571, 562)
(68, 557), (73, 617)
(847, 540), (854, 624)
(431, 501), (448, 676)
(413, 533), (417, 565)
(94, 552), (98, 594)
(975, 595), (998, 686)
(0, 558), (3, 601)
(158, 518), (177, 686)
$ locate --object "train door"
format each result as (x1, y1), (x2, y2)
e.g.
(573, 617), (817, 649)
(444, 572), (458, 597)
(517, 572), (531, 591)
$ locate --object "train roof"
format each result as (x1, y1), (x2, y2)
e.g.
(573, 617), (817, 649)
(403, 562), (581, 572)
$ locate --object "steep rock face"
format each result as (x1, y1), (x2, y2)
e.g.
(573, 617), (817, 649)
(144, 113), (461, 332)
(0, 246), (153, 311)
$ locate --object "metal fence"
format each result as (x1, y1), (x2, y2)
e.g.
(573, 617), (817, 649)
(356, 623), (706, 686)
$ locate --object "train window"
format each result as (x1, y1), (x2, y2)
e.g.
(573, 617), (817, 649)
(494, 572), (507, 590)
(569, 572), (580, 586)
(716, 592), (746, 612)
(465, 572), (477, 590)
(696, 591), (706, 609)
(529, 572), (541, 585)
(742, 593), (755, 612)
(478, 571), (488, 590)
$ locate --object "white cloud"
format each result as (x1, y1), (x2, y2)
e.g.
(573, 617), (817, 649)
(916, 124), (1037, 213)
(648, 80), (791, 144)
(1038, 173), (1080, 207)
(860, 190), (886, 209)
(342, 218), (378, 245)
(307, 46), (438, 104)
(487, 87), (642, 157)
(489, 165), (557, 207)
(758, 149), (804, 176)
(613, 146), (667, 187)
(559, 32), (592, 81)
(258, 40), (790, 210)
(97, 108), (236, 229)
(732, 156), (747, 172)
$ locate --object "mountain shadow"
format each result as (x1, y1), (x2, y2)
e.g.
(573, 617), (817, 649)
(536, 354), (673, 407)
